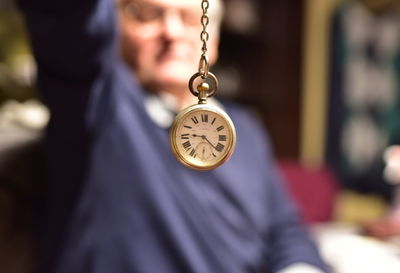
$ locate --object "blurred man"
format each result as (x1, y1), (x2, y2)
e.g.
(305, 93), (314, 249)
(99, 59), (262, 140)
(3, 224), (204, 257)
(19, 0), (328, 272)
(118, 0), (222, 109)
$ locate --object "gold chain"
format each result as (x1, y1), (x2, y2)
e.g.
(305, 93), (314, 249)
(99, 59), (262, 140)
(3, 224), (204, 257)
(199, 0), (210, 78)
(188, 0), (219, 101)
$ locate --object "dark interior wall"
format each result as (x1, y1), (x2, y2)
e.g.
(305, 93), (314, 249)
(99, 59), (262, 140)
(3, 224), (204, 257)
(218, 0), (305, 158)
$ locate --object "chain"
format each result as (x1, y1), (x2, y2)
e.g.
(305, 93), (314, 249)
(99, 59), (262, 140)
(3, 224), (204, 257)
(188, 0), (219, 100)
(199, 0), (210, 78)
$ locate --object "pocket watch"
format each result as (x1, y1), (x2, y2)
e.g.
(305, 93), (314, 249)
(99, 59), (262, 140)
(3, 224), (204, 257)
(169, 0), (236, 170)
(170, 72), (236, 171)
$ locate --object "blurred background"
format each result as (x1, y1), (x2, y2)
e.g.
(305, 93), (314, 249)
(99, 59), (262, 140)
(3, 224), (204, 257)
(0, 0), (400, 272)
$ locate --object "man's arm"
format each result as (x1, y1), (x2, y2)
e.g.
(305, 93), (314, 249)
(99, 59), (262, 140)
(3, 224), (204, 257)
(18, 0), (116, 87)
(236, 112), (329, 273)
(263, 155), (329, 273)
(18, 0), (120, 132)
(18, 0), (117, 124)
(17, 0), (118, 270)
(230, 106), (329, 273)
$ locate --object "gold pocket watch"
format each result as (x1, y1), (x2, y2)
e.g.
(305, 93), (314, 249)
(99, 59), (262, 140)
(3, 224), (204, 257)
(169, 0), (236, 170)
(170, 72), (236, 171)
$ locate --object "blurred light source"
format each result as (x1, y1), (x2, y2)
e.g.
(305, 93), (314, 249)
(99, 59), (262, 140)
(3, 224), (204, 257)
(10, 54), (36, 87)
(223, 0), (259, 35)
(383, 145), (400, 185)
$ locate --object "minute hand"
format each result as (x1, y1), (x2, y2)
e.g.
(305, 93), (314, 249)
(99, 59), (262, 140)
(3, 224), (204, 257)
(201, 135), (217, 149)
(192, 134), (217, 149)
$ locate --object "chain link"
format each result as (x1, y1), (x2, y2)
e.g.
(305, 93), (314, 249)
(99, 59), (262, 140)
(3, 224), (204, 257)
(188, 0), (218, 100)
(199, 0), (210, 77)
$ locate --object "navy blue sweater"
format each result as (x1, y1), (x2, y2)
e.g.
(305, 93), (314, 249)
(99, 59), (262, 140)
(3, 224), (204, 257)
(19, 0), (327, 272)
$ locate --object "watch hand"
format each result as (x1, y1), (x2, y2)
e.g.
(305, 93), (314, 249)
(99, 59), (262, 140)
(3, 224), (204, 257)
(202, 135), (217, 149)
(192, 134), (207, 138)
(192, 134), (217, 149)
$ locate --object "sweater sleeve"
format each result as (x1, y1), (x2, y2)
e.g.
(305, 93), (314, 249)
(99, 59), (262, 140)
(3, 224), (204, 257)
(18, 0), (116, 87)
(17, 0), (118, 126)
(17, 0), (118, 270)
(227, 104), (329, 273)
(262, 140), (329, 273)
(234, 109), (329, 273)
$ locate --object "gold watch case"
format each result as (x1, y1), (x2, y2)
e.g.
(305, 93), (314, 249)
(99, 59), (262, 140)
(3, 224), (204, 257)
(170, 103), (236, 171)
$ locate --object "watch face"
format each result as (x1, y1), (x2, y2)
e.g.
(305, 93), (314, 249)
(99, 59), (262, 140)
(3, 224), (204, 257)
(170, 104), (236, 171)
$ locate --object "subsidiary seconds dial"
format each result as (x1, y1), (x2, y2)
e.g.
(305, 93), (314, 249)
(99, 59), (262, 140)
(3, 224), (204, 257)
(170, 104), (236, 171)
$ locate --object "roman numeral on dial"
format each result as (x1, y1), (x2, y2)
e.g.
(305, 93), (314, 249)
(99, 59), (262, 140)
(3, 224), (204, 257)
(219, 135), (226, 141)
(215, 143), (225, 152)
(216, 126), (224, 132)
(182, 141), (191, 150)
(191, 116), (199, 124)
(181, 133), (189, 140)
(201, 114), (208, 123)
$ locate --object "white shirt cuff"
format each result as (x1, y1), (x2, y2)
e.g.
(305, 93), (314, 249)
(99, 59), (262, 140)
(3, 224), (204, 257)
(276, 263), (325, 273)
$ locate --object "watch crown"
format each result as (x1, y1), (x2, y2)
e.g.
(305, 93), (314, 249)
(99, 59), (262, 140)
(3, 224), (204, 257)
(197, 82), (209, 104)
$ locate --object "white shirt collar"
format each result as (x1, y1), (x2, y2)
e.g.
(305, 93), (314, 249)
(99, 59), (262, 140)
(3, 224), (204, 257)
(144, 92), (225, 128)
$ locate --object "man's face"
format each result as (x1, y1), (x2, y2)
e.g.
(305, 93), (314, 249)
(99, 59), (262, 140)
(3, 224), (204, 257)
(118, 0), (221, 93)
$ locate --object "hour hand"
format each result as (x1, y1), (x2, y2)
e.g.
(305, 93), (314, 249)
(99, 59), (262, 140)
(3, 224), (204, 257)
(202, 136), (217, 149)
(192, 134), (217, 149)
